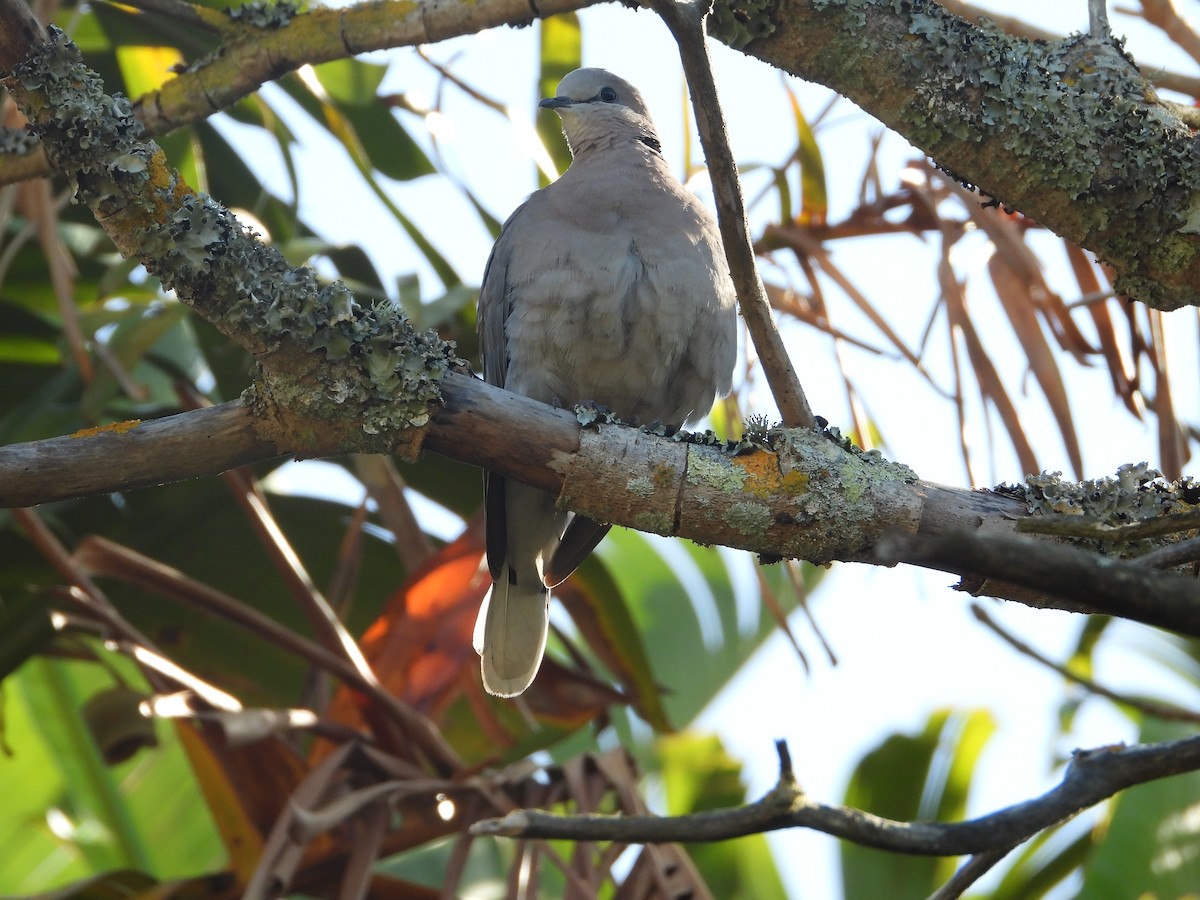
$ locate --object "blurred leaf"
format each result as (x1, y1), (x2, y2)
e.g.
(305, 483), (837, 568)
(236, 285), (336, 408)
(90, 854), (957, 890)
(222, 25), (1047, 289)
(1078, 717), (1200, 898)
(9, 657), (153, 877)
(323, 524), (625, 765)
(80, 302), (194, 420)
(278, 71), (458, 287)
(943, 266), (1040, 479)
(597, 530), (805, 728)
(1064, 242), (1142, 418)
(841, 708), (995, 900)
(657, 733), (787, 899)
(0, 593), (55, 680)
(989, 823), (1096, 900)
(115, 44), (184, 97)
(395, 452), (482, 518)
(8, 486), (399, 708)
(174, 722), (296, 883)
(538, 14), (581, 184)
(784, 84), (828, 227)
(560, 553), (671, 732)
(313, 58), (436, 182)
(988, 252), (1083, 480)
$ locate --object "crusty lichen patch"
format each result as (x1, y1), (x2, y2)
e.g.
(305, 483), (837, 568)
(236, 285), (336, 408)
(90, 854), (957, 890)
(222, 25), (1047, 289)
(806, 0), (1200, 310)
(12, 26), (455, 439)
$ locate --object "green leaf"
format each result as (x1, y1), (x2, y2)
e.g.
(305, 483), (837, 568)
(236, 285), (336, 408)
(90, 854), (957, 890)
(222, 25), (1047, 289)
(567, 553), (672, 732)
(0, 593), (55, 681)
(538, 14), (581, 185)
(840, 709), (995, 900)
(596, 530), (807, 727)
(8, 657), (152, 877)
(313, 59), (436, 182)
(1077, 717), (1200, 898)
(0, 656), (225, 893)
(656, 733), (788, 899)
(784, 84), (828, 227)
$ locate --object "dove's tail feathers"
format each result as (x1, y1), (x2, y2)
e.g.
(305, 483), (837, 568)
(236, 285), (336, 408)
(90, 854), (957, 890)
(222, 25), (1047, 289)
(546, 516), (612, 588)
(474, 567), (550, 698)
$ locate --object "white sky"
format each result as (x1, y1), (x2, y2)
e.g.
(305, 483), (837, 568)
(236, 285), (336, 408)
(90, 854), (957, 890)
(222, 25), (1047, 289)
(245, 1), (1200, 895)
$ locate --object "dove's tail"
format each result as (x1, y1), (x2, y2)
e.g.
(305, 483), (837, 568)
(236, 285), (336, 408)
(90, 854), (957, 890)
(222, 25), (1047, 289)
(474, 569), (550, 698)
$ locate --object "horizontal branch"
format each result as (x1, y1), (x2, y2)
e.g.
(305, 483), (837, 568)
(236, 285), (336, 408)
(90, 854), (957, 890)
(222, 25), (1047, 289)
(0, 403), (279, 506)
(1, 7), (1196, 642)
(473, 734), (1200, 855)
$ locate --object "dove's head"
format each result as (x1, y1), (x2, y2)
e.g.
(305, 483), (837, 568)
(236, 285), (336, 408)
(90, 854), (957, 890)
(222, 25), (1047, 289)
(540, 68), (661, 157)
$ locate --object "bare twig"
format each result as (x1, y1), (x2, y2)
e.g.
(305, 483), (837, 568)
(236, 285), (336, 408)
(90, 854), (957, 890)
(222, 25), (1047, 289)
(1131, 535), (1200, 569)
(972, 604), (1200, 723)
(647, 0), (815, 429)
(1016, 507), (1200, 540)
(928, 848), (1015, 900)
(473, 735), (1200, 855)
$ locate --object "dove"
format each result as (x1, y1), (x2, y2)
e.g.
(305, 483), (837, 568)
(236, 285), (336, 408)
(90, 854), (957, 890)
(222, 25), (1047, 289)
(474, 67), (737, 697)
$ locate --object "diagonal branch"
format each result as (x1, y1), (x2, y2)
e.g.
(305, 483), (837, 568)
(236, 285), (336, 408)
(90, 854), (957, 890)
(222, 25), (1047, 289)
(649, 0), (815, 428)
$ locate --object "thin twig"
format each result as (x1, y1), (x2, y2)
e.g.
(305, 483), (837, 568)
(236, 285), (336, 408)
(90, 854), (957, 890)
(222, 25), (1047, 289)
(972, 604), (1200, 724)
(1138, 0), (1200, 67)
(1016, 508), (1200, 540)
(1131, 534), (1200, 569)
(927, 847), (1015, 900)
(647, 0), (815, 429)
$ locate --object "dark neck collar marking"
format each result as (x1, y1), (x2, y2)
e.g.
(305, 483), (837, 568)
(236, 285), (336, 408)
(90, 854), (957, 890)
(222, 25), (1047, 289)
(639, 135), (662, 154)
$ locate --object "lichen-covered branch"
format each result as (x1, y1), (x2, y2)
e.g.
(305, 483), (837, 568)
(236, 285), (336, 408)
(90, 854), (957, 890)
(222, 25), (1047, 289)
(0, 18), (456, 455)
(726, 0), (1200, 311)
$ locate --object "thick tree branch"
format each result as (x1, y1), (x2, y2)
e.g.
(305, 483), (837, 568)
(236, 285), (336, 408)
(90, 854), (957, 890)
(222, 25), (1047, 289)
(1, 8), (1197, 634)
(877, 529), (1200, 637)
(473, 734), (1200, 854)
(5, 0), (1197, 311)
(734, 0), (1200, 311)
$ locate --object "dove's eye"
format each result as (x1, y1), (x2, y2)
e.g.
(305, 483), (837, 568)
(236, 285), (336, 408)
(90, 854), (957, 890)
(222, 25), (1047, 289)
(599, 86), (619, 102)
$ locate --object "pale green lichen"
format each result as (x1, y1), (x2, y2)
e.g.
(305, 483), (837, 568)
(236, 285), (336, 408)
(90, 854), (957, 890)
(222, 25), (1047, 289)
(627, 475), (657, 499)
(0, 127), (40, 155)
(999, 463), (1200, 559)
(14, 28), (155, 210)
(225, 1), (300, 28)
(687, 453), (748, 492)
(1012, 463), (1198, 521)
(806, 0), (1200, 310)
(708, 0), (778, 50)
(726, 501), (773, 537)
(15, 26), (455, 437)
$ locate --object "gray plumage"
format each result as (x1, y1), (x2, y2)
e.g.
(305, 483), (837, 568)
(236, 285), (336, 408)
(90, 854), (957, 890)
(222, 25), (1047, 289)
(474, 67), (738, 697)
